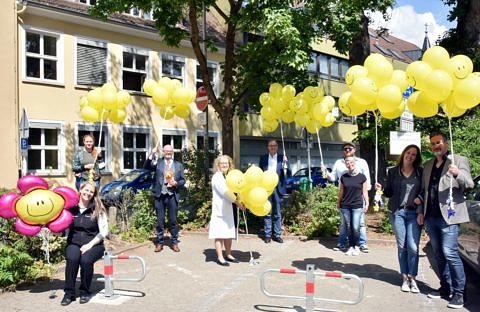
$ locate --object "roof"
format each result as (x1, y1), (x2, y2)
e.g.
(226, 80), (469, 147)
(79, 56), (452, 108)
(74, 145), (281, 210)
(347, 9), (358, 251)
(368, 28), (422, 63)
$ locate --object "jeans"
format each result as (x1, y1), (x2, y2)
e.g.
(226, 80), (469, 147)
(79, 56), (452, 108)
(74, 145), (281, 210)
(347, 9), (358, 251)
(264, 189), (283, 238)
(338, 211), (367, 247)
(388, 209), (422, 276)
(425, 216), (465, 295)
(340, 208), (362, 247)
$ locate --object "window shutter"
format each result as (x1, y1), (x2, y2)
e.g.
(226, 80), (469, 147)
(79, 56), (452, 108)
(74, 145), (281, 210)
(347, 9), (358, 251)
(77, 43), (107, 86)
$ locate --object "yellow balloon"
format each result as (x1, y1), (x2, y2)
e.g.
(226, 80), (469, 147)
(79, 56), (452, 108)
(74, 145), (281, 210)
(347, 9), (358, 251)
(102, 90), (118, 110)
(259, 92), (271, 106)
(86, 88), (103, 111)
(247, 187), (268, 208)
(262, 119), (278, 132)
(376, 84), (402, 114)
(319, 112), (335, 127)
(117, 90), (131, 108)
(271, 96), (287, 115)
(159, 106), (175, 120)
(290, 96), (309, 114)
(448, 54), (473, 80)
(102, 82), (117, 94)
(260, 105), (277, 121)
(109, 108), (127, 123)
(453, 75), (480, 109)
(261, 170), (279, 190)
(389, 69), (409, 92)
(269, 83), (283, 97)
(80, 106), (99, 122)
(245, 165), (264, 187)
(303, 86), (324, 104)
(338, 91), (365, 116)
(423, 69), (453, 102)
(294, 113), (309, 127)
(172, 87), (192, 106)
(381, 102), (405, 120)
(152, 86), (170, 106)
(249, 200), (271, 217)
(226, 169), (245, 193)
(350, 76), (378, 106)
(441, 94), (467, 118)
(305, 118), (320, 134)
(79, 96), (88, 109)
(406, 61), (432, 91)
(365, 54), (393, 87)
(281, 109), (295, 123)
(171, 79), (183, 89)
(158, 77), (174, 92)
(422, 46), (450, 70)
(282, 85), (296, 101)
(407, 91), (438, 118)
(174, 105), (190, 118)
(312, 101), (328, 122)
(143, 79), (157, 96)
(345, 65), (368, 86)
(321, 96), (335, 111)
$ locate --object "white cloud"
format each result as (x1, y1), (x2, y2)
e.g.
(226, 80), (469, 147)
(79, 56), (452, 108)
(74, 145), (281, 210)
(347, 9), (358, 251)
(368, 5), (448, 47)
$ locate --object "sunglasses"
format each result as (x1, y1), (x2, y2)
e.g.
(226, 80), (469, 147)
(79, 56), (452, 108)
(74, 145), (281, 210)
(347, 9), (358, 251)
(343, 147), (354, 151)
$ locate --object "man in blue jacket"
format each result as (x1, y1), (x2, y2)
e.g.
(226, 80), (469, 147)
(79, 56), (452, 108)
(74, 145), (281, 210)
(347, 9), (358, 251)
(259, 140), (291, 243)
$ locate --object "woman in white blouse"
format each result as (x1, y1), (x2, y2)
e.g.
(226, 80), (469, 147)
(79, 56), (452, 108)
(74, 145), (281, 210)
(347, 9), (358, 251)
(209, 155), (244, 266)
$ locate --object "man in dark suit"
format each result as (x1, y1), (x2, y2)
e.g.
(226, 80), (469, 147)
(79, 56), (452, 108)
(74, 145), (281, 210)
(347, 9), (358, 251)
(418, 132), (474, 309)
(259, 139), (291, 243)
(144, 144), (186, 253)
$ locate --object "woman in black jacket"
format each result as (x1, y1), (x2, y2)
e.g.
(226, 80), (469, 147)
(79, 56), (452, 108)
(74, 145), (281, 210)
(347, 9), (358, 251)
(61, 181), (108, 306)
(376, 144), (423, 294)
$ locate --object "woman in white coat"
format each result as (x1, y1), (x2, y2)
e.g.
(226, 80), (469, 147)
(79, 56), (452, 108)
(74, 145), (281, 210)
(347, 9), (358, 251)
(209, 155), (244, 266)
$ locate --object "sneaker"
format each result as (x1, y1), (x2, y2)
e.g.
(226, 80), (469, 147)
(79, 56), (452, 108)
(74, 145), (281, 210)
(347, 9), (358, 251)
(359, 245), (370, 253)
(345, 247), (354, 256)
(427, 288), (451, 299)
(401, 280), (411, 292)
(352, 246), (360, 256)
(333, 245), (345, 251)
(447, 293), (464, 309)
(410, 280), (420, 293)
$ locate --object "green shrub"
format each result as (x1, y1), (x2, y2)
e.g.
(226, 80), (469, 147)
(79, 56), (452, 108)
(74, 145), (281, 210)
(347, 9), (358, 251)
(378, 210), (394, 235)
(120, 190), (156, 242)
(282, 184), (340, 238)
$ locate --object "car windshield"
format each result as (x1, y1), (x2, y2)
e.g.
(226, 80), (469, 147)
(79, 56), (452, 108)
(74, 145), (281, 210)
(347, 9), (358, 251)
(293, 167), (321, 177)
(117, 170), (144, 182)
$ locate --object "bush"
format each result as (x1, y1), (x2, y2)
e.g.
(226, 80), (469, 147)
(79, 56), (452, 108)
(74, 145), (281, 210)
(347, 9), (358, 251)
(120, 190), (156, 242)
(282, 184), (340, 238)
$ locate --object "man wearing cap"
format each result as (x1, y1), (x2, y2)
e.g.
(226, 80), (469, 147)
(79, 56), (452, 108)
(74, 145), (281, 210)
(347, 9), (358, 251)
(326, 142), (371, 253)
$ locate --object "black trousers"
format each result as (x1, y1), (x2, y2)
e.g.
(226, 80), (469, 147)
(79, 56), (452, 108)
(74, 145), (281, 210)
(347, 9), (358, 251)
(155, 194), (179, 245)
(64, 243), (105, 297)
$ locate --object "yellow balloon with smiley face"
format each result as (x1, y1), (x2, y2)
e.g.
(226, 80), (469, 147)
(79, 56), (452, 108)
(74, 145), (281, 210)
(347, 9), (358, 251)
(15, 189), (65, 225)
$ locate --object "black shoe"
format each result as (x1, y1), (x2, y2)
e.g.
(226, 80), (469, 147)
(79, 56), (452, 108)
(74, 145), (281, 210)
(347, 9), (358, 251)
(264, 237), (271, 243)
(272, 237), (283, 243)
(427, 288), (451, 299)
(79, 294), (90, 304)
(60, 295), (75, 306)
(226, 256), (239, 263)
(447, 293), (464, 309)
(216, 259), (230, 266)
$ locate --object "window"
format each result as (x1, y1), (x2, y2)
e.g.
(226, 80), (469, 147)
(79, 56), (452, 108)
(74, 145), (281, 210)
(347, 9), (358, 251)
(125, 6), (153, 19)
(123, 47), (149, 92)
(27, 121), (64, 174)
(309, 51), (348, 81)
(76, 124), (111, 172)
(196, 130), (219, 152)
(196, 61), (219, 95)
(76, 38), (107, 86)
(307, 53), (318, 73)
(122, 127), (151, 170)
(162, 53), (185, 83)
(79, 0), (97, 5)
(23, 27), (63, 82)
(162, 130), (186, 161)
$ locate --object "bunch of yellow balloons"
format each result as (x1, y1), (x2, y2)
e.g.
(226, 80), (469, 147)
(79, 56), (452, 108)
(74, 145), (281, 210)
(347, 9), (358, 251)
(225, 165), (279, 217)
(338, 53), (408, 119)
(79, 82), (132, 123)
(143, 77), (196, 119)
(405, 45), (479, 118)
(259, 83), (336, 133)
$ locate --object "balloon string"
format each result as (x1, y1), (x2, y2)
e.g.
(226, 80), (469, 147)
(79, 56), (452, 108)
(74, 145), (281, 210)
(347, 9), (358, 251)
(93, 115), (105, 164)
(241, 210), (255, 263)
(279, 119), (287, 159)
(155, 107), (169, 150)
(315, 126), (325, 169)
(374, 112), (378, 183)
(448, 117), (454, 220)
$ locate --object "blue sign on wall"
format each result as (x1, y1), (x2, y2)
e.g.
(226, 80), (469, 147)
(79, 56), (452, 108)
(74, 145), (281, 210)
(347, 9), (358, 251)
(21, 138), (28, 150)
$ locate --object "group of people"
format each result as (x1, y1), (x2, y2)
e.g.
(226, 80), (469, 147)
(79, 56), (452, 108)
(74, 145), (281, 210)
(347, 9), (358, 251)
(61, 132), (472, 309)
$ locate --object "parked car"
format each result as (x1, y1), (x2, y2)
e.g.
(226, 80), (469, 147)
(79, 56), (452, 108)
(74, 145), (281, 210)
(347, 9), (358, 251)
(459, 175), (480, 274)
(285, 167), (330, 194)
(100, 169), (155, 206)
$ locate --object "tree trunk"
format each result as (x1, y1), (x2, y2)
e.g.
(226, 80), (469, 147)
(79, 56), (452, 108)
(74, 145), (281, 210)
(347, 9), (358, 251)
(457, 0), (480, 48)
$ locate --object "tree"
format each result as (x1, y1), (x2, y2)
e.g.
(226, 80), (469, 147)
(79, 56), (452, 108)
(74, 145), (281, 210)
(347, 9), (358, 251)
(90, 0), (394, 158)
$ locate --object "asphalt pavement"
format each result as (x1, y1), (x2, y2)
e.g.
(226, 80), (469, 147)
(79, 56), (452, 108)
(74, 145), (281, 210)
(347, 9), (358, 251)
(1, 232), (478, 312)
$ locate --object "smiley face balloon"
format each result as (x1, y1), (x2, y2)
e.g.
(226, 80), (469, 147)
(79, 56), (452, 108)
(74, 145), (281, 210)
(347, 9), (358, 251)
(0, 176), (79, 236)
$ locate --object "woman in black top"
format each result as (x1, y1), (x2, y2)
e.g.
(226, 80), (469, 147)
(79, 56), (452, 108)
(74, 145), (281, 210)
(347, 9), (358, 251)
(61, 181), (108, 306)
(376, 144), (423, 293)
(337, 157), (369, 256)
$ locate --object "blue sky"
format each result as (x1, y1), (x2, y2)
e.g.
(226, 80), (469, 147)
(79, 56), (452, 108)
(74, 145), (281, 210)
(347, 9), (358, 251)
(369, 0), (456, 47)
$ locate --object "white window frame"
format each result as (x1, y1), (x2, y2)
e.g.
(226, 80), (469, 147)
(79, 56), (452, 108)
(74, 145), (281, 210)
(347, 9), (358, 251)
(125, 6), (154, 20)
(161, 52), (185, 84)
(79, 0), (97, 5)
(122, 46), (150, 92)
(195, 130), (219, 152)
(161, 129), (187, 160)
(21, 26), (64, 84)
(196, 61), (219, 96)
(76, 123), (112, 173)
(121, 126), (152, 172)
(75, 37), (109, 87)
(27, 120), (65, 175)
